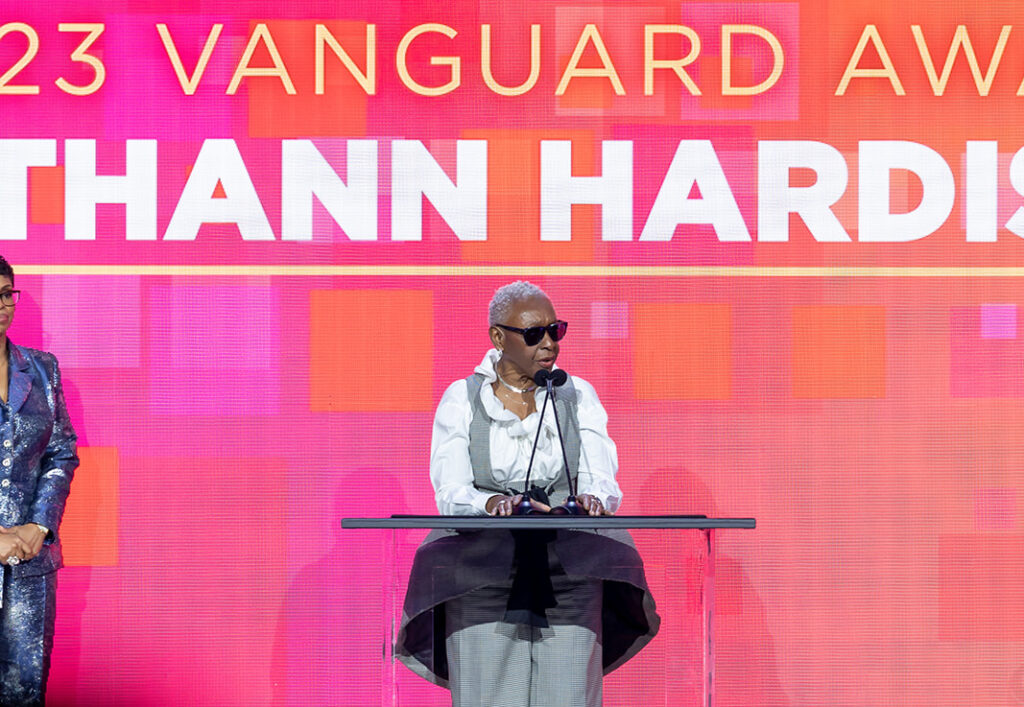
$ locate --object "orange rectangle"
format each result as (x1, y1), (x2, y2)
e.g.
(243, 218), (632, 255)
(61, 446), (119, 567)
(459, 129), (596, 264)
(309, 289), (434, 411)
(29, 166), (65, 225)
(792, 305), (886, 399)
(940, 534), (1024, 640)
(247, 21), (369, 138)
(633, 303), (732, 400)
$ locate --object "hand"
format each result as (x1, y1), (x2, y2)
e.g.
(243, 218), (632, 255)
(487, 494), (554, 515)
(576, 494), (611, 516)
(0, 528), (32, 566)
(487, 494), (525, 516)
(10, 524), (47, 560)
(525, 497), (552, 514)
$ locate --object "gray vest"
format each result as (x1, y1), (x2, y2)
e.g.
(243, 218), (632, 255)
(465, 373), (581, 504)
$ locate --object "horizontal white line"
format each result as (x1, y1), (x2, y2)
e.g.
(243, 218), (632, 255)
(14, 265), (1024, 277)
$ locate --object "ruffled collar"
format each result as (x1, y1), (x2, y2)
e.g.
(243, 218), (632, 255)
(473, 349), (559, 438)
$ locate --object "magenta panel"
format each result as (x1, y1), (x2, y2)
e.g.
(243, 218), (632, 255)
(590, 301), (629, 339)
(5, 2), (1024, 706)
(147, 284), (281, 414)
(980, 303), (1017, 339)
(41, 276), (142, 367)
(951, 306), (1024, 398)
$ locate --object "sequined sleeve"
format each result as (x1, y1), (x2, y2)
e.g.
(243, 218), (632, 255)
(29, 355), (78, 539)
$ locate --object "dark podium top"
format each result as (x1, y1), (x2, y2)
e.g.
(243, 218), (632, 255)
(342, 515), (756, 530)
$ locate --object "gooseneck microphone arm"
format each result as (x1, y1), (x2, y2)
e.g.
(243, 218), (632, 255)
(513, 369), (554, 515)
(544, 369), (579, 501)
(521, 373), (551, 491)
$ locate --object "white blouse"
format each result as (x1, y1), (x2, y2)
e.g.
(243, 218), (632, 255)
(431, 349), (622, 516)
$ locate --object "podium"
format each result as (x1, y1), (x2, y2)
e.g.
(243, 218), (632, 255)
(342, 516), (755, 707)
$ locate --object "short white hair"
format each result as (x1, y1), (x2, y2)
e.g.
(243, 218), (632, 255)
(488, 281), (549, 326)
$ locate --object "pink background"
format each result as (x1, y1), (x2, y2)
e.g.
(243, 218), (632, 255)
(3, 1), (1024, 704)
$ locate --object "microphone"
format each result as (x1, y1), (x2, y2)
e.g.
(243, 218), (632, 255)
(512, 369), (555, 515)
(541, 369), (583, 516)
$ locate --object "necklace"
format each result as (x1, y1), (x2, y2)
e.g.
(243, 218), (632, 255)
(495, 368), (535, 395)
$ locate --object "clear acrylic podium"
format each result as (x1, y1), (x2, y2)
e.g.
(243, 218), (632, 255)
(342, 516), (755, 707)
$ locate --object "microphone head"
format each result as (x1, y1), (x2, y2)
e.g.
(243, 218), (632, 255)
(550, 369), (568, 387)
(533, 369), (550, 386)
(551, 496), (583, 515)
(513, 497), (537, 515)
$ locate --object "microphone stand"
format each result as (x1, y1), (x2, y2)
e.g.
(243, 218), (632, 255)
(513, 369), (554, 515)
(545, 369), (582, 516)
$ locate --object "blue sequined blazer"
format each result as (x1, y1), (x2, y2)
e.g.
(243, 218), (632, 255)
(0, 343), (78, 579)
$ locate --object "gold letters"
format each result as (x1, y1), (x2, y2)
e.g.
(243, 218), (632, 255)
(227, 23), (296, 95)
(555, 24), (625, 96)
(396, 24), (461, 96)
(157, 23), (223, 95)
(644, 25), (701, 96)
(481, 24), (540, 96)
(316, 23), (376, 95)
(721, 25), (783, 96)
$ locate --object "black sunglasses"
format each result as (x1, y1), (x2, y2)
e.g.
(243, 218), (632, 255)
(496, 320), (568, 347)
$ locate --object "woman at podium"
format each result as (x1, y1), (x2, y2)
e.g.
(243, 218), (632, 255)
(397, 281), (659, 707)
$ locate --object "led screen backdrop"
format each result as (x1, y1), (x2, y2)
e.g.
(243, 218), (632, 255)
(3, 0), (1024, 704)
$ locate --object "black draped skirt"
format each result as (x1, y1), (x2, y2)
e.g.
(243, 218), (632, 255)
(395, 527), (660, 688)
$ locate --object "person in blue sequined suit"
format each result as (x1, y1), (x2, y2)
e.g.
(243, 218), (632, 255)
(0, 256), (78, 707)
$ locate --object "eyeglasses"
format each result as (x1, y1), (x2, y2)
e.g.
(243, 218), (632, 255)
(0, 290), (19, 307)
(496, 320), (568, 347)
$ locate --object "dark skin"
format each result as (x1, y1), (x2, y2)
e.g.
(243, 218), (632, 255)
(0, 277), (44, 564)
(483, 294), (609, 517)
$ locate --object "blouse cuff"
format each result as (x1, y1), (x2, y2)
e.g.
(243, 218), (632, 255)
(469, 493), (493, 516)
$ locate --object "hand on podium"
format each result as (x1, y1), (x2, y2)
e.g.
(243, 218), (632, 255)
(487, 492), (612, 516)
(575, 494), (612, 516)
(487, 493), (544, 516)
